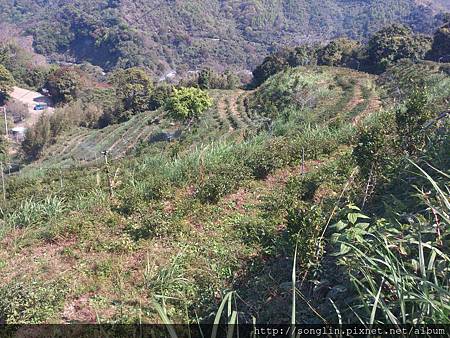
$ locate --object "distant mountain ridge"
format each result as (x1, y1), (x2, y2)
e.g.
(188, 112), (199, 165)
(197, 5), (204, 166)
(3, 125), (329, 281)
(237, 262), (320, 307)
(0, 0), (448, 74)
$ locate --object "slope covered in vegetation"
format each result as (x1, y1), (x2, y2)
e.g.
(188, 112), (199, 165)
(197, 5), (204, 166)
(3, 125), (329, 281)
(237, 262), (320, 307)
(1, 57), (447, 326)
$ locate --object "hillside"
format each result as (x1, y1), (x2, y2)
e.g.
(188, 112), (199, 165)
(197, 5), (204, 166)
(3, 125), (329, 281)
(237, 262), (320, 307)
(2, 66), (382, 323)
(0, 1), (449, 329)
(0, 45), (448, 328)
(0, 0), (447, 73)
(29, 67), (380, 170)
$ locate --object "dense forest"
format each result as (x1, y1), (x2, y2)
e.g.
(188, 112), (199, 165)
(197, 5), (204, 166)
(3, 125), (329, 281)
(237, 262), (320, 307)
(0, 0), (449, 74)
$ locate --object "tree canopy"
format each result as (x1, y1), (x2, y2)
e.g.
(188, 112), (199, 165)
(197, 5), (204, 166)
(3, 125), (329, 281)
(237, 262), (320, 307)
(112, 67), (153, 113)
(0, 65), (15, 105)
(46, 68), (83, 104)
(366, 24), (432, 73)
(428, 22), (450, 62)
(166, 87), (212, 122)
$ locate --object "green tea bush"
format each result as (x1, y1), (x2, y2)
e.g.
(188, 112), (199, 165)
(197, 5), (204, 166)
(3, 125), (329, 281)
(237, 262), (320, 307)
(353, 117), (394, 178)
(196, 162), (251, 204)
(286, 204), (325, 266)
(244, 145), (283, 180)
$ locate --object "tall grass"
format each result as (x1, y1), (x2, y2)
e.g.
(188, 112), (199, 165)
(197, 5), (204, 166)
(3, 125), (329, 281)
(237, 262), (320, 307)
(336, 163), (450, 324)
(4, 196), (65, 229)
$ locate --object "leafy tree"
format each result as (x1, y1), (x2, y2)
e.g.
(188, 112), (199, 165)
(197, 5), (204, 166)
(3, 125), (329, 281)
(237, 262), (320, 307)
(166, 87), (212, 123)
(252, 53), (289, 87)
(149, 84), (173, 110)
(395, 87), (432, 154)
(0, 65), (14, 105)
(223, 70), (241, 90)
(198, 68), (213, 89)
(22, 114), (52, 160)
(46, 68), (83, 104)
(427, 22), (450, 62)
(317, 38), (360, 67)
(366, 24), (432, 73)
(287, 45), (319, 67)
(112, 67), (153, 113)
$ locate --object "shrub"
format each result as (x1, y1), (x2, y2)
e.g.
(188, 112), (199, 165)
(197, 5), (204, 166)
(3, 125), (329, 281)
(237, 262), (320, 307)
(245, 147), (280, 180)
(149, 84), (173, 110)
(166, 87), (213, 123)
(0, 64), (14, 104)
(353, 117), (394, 178)
(195, 162), (251, 204)
(286, 204), (325, 267)
(395, 88), (433, 155)
(21, 114), (52, 160)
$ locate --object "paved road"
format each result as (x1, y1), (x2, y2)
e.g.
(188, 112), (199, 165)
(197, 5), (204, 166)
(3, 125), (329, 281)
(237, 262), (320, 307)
(10, 87), (54, 128)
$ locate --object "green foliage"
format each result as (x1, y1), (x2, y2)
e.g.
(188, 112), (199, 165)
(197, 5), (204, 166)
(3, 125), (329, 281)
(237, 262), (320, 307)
(0, 64), (14, 104)
(395, 88), (433, 154)
(5, 196), (65, 229)
(0, 137), (8, 162)
(333, 169), (450, 324)
(244, 138), (293, 179)
(2, 0), (441, 74)
(0, 43), (49, 89)
(0, 280), (67, 323)
(149, 84), (173, 110)
(252, 53), (289, 87)
(197, 68), (241, 90)
(353, 117), (394, 178)
(112, 67), (153, 114)
(195, 161), (251, 204)
(428, 22), (450, 61)
(366, 24), (432, 73)
(46, 67), (83, 104)
(318, 38), (360, 67)
(198, 68), (213, 90)
(286, 204), (325, 266)
(21, 114), (52, 160)
(166, 87), (212, 122)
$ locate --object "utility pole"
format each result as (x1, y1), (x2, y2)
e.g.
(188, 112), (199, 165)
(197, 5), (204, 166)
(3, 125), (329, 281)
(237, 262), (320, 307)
(59, 168), (63, 189)
(301, 147), (305, 175)
(1, 162), (6, 203)
(102, 150), (114, 198)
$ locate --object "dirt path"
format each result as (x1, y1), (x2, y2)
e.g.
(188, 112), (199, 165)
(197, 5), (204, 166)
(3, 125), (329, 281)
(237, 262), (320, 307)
(228, 90), (246, 120)
(216, 90), (252, 132)
(352, 93), (382, 126)
(216, 95), (234, 131)
(340, 79), (382, 126)
(345, 83), (364, 114)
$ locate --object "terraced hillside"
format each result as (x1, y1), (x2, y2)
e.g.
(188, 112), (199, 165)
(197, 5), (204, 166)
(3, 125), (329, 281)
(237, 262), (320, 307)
(1, 61), (448, 326)
(31, 89), (257, 169)
(247, 67), (383, 131)
(33, 67), (382, 171)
